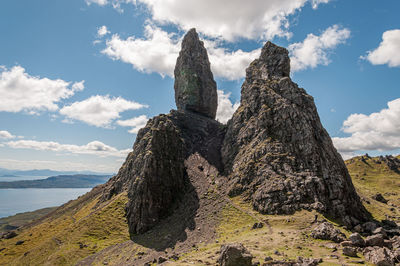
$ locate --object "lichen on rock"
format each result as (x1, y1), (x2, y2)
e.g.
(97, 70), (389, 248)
(174, 28), (218, 119)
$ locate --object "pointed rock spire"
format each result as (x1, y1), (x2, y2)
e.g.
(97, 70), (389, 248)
(174, 28), (218, 119)
(222, 42), (369, 228)
(245, 41), (290, 82)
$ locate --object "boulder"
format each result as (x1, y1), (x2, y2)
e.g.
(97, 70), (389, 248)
(373, 227), (388, 239)
(218, 243), (253, 266)
(2, 231), (17, 239)
(366, 234), (385, 247)
(372, 193), (388, 204)
(342, 246), (358, 257)
(363, 221), (379, 233)
(349, 233), (365, 247)
(382, 220), (397, 229)
(174, 28), (218, 119)
(311, 222), (346, 243)
(363, 247), (395, 266)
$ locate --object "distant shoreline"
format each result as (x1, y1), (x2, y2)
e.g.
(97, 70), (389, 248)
(0, 174), (110, 189)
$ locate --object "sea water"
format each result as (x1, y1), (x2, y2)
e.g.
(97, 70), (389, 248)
(0, 188), (91, 218)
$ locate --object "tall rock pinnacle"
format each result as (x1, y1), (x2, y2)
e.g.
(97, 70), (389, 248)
(222, 41), (370, 227)
(174, 28), (218, 119)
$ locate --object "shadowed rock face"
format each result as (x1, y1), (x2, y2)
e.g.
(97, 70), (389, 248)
(102, 110), (225, 235)
(222, 41), (370, 227)
(102, 33), (370, 237)
(174, 28), (218, 119)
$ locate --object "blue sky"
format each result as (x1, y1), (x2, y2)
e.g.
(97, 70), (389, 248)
(0, 0), (399, 173)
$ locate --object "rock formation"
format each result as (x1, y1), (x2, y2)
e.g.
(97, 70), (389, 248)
(221, 41), (369, 227)
(174, 28), (218, 119)
(102, 110), (224, 234)
(218, 243), (253, 266)
(103, 30), (370, 237)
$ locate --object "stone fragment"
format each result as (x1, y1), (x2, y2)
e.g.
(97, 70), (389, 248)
(343, 246), (358, 257)
(366, 234), (385, 247)
(349, 233), (365, 247)
(363, 247), (395, 266)
(341, 240), (353, 247)
(311, 222), (346, 243)
(363, 221), (379, 233)
(373, 227), (388, 239)
(2, 231), (17, 239)
(382, 220), (397, 229)
(218, 243), (253, 266)
(373, 193), (388, 204)
(174, 28), (218, 119)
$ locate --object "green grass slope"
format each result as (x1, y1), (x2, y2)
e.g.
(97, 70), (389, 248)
(0, 154), (399, 265)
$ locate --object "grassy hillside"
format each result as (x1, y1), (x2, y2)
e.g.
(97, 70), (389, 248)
(345, 154), (400, 222)
(0, 207), (56, 233)
(0, 155), (399, 265)
(0, 186), (130, 266)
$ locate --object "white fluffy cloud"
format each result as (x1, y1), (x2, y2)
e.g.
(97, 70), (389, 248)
(216, 90), (240, 124)
(0, 130), (15, 139)
(60, 95), (148, 128)
(310, 0), (329, 9)
(102, 25), (260, 80)
(6, 139), (131, 158)
(133, 0), (330, 41)
(97, 25), (110, 37)
(103, 25), (180, 77)
(333, 98), (400, 153)
(116, 115), (149, 134)
(289, 25), (351, 71)
(204, 41), (260, 80)
(0, 66), (84, 113)
(363, 29), (400, 67)
(89, 0), (331, 40)
(85, 0), (108, 6)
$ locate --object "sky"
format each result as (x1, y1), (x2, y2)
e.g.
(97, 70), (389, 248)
(0, 0), (399, 173)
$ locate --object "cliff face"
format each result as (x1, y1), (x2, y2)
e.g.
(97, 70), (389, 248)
(103, 30), (369, 237)
(103, 110), (225, 234)
(222, 41), (369, 227)
(174, 28), (218, 119)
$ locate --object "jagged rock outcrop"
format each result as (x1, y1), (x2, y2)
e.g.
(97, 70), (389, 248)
(174, 28), (218, 119)
(102, 110), (224, 234)
(221, 41), (369, 227)
(103, 31), (370, 237)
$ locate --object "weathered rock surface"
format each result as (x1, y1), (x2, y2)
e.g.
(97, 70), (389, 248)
(366, 234), (385, 247)
(1, 231), (17, 239)
(102, 110), (225, 235)
(373, 193), (388, 204)
(102, 33), (371, 238)
(263, 257), (322, 265)
(363, 247), (395, 266)
(218, 243), (253, 266)
(342, 246), (358, 257)
(221, 41), (369, 227)
(311, 222), (346, 243)
(174, 28), (218, 119)
(349, 233), (365, 247)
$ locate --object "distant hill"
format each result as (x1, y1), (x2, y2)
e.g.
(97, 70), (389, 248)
(0, 175), (111, 189)
(0, 168), (113, 177)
